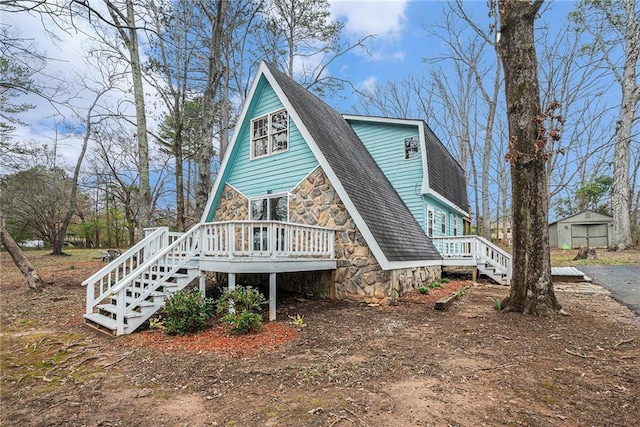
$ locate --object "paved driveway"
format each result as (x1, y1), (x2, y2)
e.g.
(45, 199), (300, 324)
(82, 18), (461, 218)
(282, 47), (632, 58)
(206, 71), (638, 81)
(578, 266), (640, 316)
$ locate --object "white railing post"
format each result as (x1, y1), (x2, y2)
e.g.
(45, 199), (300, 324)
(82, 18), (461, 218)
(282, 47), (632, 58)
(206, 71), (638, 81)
(86, 284), (94, 315)
(116, 288), (125, 335)
(269, 222), (276, 258)
(228, 222), (235, 258)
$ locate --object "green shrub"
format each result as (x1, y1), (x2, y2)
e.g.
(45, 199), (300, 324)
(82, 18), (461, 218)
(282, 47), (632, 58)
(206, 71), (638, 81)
(418, 286), (429, 295)
(163, 288), (214, 335)
(216, 285), (267, 335)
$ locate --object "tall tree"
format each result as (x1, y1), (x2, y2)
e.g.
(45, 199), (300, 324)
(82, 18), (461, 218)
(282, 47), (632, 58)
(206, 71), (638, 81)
(195, 0), (227, 218)
(102, 0), (152, 231)
(496, 0), (561, 315)
(570, 0), (640, 249)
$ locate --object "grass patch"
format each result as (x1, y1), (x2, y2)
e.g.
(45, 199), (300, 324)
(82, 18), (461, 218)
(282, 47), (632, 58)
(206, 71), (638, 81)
(550, 248), (640, 267)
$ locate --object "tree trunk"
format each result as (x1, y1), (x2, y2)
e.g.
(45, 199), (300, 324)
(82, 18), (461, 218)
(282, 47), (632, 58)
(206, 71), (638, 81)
(0, 223), (45, 292)
(611, 0), (638, 250)
(497, 0), (561, 316)
(196, 0), (226, 219)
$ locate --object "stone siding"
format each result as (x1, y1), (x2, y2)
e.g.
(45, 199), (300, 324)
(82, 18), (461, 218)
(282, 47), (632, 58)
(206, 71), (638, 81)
(290, 167), (441, 304)
(214, 185), (248, 221)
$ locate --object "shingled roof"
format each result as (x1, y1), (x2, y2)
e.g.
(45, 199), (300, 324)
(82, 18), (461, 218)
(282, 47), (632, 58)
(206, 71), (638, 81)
(422, 123), (469, 214)
(264, 63), (441, 264)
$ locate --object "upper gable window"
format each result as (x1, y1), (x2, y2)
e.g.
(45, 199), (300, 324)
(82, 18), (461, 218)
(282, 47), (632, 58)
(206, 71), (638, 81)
(404, 136), (419, 160)
(251, 109), (289, 159)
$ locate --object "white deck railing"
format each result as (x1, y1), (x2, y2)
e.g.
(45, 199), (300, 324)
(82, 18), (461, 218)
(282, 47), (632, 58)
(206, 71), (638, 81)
(200, 221), (335, 258)
(432, 235), (512, 283)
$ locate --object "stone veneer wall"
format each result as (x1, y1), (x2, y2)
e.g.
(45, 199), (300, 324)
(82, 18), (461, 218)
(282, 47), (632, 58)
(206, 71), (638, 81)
(289, 167), (441, 304)
(214, 185), (249, 221)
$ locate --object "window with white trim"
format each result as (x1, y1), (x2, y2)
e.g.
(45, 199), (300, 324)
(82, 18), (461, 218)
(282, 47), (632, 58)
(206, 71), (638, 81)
(404, 136), (418, 160)
(440, 212), (446, 235)
(249, 194), (288, 222)
(453, 216), (458, 236)
(251, 109), (289, 158)
(427, 207), (434, 237)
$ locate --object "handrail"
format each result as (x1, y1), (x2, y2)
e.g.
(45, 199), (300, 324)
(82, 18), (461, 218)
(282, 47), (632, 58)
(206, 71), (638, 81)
(82, 226), (169, 288)
(432, 235), (512, 283)
(96, 224), (199, 304)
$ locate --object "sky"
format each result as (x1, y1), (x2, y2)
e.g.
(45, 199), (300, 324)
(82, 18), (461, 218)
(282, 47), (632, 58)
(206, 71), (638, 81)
(4, 0), (627, 222)
(4, 0), (579, 164)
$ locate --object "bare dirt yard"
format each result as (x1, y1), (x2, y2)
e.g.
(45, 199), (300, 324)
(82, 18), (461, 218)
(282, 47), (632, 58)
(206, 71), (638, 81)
(1, 249), (639, 426)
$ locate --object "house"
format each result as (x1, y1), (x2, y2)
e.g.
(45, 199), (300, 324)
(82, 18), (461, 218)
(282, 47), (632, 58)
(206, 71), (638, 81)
(549, 210), (614, 249)
(83, 62), (511, 336)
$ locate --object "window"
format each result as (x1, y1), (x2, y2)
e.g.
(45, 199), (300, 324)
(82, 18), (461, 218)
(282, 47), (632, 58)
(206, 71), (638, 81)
(453, 217), (458, 236)
(427, 208), (434, 237)
(250, 194), (288, 222)
(404, 136), (418, 160)
(251, 109), (288, 158)
(440, 212), (446, 235)
(250, 194), (288, 251)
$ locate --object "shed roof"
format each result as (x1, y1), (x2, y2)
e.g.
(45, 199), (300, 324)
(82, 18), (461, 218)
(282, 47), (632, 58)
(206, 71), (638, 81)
(549, 210), (614, 226)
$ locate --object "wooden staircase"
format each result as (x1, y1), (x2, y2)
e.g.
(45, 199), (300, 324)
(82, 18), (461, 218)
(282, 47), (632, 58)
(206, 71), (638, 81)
(83, 225), (200, 335)
(432, 235), (512, 285)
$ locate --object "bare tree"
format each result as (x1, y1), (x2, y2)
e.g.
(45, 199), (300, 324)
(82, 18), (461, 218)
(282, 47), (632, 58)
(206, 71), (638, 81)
(571, 0), (640, 249)
(496, 0), (561, 315)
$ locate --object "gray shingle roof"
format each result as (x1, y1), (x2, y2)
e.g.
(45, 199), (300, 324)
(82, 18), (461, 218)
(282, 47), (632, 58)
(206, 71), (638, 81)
(264, 63), (441, 262)
(422, 123), (469, 213)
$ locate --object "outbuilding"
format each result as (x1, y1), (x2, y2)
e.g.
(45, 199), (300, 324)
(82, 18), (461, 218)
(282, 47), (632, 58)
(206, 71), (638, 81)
(549, 210), (614, 249)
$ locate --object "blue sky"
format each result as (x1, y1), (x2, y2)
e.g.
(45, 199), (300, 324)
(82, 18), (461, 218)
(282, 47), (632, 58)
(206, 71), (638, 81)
(4, 0), (579, 163)
(327, 0), (577, 112)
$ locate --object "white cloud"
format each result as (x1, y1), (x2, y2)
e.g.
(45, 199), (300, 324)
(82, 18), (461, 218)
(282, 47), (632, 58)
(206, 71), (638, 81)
(329, 0), (408, 40)
(358, 76), (377, 95)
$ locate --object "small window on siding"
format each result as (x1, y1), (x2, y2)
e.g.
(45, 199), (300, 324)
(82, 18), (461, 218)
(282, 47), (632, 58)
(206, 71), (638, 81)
(453, 217), (458, 236)
(440, 212), (446, 234)
(404, 136), (418, 160)
(251, 109), (288, 159)
(427, 208), (434, 237)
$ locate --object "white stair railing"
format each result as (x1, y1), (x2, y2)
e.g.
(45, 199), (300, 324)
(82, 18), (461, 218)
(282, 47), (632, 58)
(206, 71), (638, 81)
(432, 235), (512, 284)
(83, 227), (170, 315)
(84, 224), (199, 335)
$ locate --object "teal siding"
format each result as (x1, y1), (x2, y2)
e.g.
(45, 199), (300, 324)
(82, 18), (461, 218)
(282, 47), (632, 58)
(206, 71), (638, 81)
(205, 77), (319, 221)
(348, 121), (425, 228)
(425, 195), (463, 237)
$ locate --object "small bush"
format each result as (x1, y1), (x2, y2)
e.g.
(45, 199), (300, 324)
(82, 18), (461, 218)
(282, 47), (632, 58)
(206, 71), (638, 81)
(428, 282), (443, 289)
(163, 288), (214, 335)
(418, 286), (429, 295)
(216, 285), (267, 335)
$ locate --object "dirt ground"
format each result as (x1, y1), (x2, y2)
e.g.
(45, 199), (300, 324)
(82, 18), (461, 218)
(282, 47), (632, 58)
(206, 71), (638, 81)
(1, 251), (639, 426)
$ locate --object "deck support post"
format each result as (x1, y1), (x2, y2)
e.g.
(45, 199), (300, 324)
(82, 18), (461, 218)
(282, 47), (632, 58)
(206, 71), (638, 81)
(229, 273), (236, 314)
(269, 272), (276, 321)
(472, 266), (478, 282)
(199, 272), (206, 296)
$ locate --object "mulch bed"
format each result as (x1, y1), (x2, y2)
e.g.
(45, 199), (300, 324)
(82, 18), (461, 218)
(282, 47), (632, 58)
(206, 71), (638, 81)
(124, 322), (299, 357)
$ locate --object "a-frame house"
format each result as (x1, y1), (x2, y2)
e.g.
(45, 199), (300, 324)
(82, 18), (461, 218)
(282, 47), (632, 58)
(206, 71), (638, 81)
(83, 62), (511, 335)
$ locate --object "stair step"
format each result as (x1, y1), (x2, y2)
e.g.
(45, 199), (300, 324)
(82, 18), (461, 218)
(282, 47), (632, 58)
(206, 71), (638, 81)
(84, 312), (119, 334)
(110, 296), (156, 307)
(97, 304), (143, 318)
